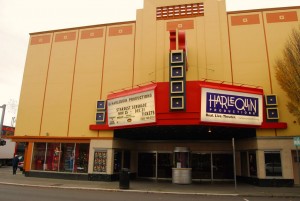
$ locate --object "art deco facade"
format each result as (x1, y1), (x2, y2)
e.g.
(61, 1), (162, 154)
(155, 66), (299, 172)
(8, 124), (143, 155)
(13, 0), (300, 186)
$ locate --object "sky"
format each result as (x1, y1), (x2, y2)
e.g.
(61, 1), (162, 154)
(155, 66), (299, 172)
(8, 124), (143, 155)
(0, 0), (300, 127)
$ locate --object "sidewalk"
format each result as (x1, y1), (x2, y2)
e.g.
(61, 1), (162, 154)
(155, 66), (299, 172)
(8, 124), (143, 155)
(0, 167), (299, 198)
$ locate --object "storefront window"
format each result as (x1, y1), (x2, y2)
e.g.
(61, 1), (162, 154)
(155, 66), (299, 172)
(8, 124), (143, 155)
(60, 143), (75, 172)
(31, 143), (46, 170)
(74, 143), (89, 173)
(264, 151), (282, 177)
(45, 143), (61, 171)
(31, 142), (89, 173)
(249, 152), (257, 176)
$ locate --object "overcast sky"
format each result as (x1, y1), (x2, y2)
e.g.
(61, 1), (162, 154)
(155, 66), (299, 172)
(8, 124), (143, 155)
(0, 0), (300, 126)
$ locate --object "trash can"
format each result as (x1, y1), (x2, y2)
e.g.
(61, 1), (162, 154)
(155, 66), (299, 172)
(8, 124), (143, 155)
(119, 168), (130, 189)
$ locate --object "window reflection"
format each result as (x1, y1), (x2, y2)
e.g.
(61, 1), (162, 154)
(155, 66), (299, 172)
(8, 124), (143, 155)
(264, 151), (282, 177)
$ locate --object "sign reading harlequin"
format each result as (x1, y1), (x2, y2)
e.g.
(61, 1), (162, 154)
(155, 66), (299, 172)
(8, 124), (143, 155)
(201, 88), (263, 125)
(107, 90), (156, 127)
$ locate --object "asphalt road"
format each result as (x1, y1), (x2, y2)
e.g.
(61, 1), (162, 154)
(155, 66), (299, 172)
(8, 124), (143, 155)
(0, 184), (300, 201)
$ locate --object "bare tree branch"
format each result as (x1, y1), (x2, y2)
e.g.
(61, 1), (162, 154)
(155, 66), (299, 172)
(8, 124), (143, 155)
(275, 25), (300, 124)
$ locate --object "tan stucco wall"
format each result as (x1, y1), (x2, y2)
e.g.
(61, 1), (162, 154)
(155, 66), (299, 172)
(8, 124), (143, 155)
(134, 0), (231, 84)
(256, 137), (294, 179)
(15, 0), (300, 147)
(15, 33), (53, 136)
(228, 8), (300, 137)
(16, 22), (135, 138)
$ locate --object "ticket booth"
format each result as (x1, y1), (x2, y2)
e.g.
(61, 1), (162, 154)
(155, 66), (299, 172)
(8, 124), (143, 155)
(172, 147), (192, 184)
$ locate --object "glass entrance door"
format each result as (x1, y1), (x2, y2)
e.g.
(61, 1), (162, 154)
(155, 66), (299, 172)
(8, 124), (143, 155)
(191, 152), (234, 181)
(157, 153), (172, 178)
(213, 153), (233, 179)
(191, 153), (211, 180)
(138, 152), (156, 178)
(138, 152), (173, 179)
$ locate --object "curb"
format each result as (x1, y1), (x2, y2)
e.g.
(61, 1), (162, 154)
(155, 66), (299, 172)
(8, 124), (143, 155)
(0, 181), (300, 198)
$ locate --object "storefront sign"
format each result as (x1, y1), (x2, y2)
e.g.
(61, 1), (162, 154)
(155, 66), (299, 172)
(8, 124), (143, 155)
(201, 88), (263, 125)
(107, 90), (156, 127)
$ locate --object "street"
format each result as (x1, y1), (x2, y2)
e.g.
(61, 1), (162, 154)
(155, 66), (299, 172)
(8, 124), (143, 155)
(0, 184), (299, 201)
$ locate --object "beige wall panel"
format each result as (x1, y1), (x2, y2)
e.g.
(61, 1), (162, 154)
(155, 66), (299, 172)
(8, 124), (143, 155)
(257, 150), (264, 178)
(256, 129), (276, 137)
(263, 9), (300, 136)
(218, 1), (232, 83)
(40, 31), (78, 137)
(229, 13), (271, 90)
(68, 28), (105, 137)
(184, 24), (199, 81)
(203, 0), (231, 82)
(89, 139), (114, 174)
(15, 35), (53, 136)
(195, 18), (207, 79)
(112, 139), (136, 149)
(156, 21), (167, 82)
(139, 1), (157, 85)
(136, 141), (232, 152)
(281, 148), (294, 178)
(133, 9), (148, 85)
(159, 19), (200, 82)
(257, 138), (294, 178)
(101, 24), (135, 97)
(236, 139), (258, 150)
(99, 130), (114, 138)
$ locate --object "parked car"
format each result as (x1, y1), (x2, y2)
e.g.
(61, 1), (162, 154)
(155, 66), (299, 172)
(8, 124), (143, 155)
(18, 156), (24, 171)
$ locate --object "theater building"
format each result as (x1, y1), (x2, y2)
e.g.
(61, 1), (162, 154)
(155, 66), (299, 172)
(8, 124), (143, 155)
(13, 0), (300, 186)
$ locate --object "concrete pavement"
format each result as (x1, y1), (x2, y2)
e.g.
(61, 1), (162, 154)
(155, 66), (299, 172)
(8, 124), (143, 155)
(0, 166), (299, 198)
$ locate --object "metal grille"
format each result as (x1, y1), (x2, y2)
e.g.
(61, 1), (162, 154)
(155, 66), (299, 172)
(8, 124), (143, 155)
(156, 3), (204, 20)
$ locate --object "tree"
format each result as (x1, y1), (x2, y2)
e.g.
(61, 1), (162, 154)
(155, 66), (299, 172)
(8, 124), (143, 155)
(275, 25), (300, 124)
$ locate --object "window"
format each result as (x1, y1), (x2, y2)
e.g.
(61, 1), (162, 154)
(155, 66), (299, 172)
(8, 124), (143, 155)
(46, 143), (60, 171)
(31, 142), (89, 173)
(31, 143), (46, 170)
(249, 152), (257, 177)
(74, 143), (89, 173)
(264, 151), (282, 177)
(60, 143), (75, 172)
